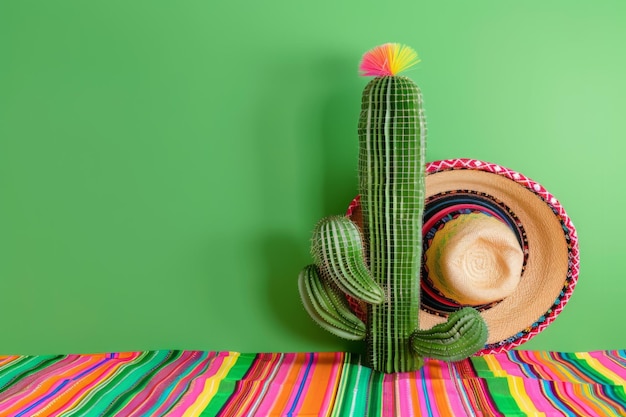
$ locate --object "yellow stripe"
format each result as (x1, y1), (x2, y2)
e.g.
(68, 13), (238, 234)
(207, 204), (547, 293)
(483, 354), (508, 377)
(181, 352), (240, 417)
(507, 375), (544, 416)
(575, 352), (626, 385)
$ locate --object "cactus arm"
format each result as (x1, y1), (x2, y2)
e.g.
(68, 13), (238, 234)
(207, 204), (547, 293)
(311, 216), (384, 305)
(298, 264), (366, 340)
(411, 307), (488, 362)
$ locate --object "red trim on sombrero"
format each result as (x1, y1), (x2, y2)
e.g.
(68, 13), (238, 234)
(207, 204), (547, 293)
(422, 203), (503, 232)
(344, 196), (364, 320)
(345, 195), (360, 218)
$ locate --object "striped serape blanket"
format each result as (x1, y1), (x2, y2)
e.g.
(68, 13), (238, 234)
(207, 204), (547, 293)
(0, 350), (624, 416)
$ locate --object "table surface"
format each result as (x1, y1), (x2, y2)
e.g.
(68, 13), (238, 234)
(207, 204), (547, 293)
(1, 349), (624, 416)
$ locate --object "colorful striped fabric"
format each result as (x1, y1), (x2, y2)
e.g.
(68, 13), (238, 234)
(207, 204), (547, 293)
(0, 350), (624, 416)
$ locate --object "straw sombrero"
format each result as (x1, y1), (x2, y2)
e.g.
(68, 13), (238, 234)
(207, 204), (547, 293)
(346, 158), (579, 354)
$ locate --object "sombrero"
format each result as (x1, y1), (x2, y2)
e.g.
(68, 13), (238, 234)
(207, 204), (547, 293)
(346, 158), (579, 354)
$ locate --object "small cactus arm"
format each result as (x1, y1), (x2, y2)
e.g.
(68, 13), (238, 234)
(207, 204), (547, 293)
(298, 265), (367, 340)
(411, 307), (488, 362)
(310, 216), (384, 305)
(298, 44), (488, 373)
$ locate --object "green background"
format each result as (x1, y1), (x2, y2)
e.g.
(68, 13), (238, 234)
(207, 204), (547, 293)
(1, 1), (625, 355)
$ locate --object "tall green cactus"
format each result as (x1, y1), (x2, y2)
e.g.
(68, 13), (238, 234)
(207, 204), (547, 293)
(359, 72), (425, 371)
(298, 44), (488, 373)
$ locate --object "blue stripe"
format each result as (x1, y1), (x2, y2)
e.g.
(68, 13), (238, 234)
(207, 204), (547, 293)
(419, 366), (434, 417)
(16, 379), (70, 417)
(286, 352), (314, 417)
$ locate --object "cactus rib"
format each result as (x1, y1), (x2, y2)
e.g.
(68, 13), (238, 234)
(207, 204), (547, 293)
(298, 265), (367, 341)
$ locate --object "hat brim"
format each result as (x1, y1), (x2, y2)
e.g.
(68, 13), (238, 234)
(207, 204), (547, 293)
(346, 158), (579, 354)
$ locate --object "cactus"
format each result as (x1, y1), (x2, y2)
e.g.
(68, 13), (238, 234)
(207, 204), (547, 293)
(298, 44), (488, 373)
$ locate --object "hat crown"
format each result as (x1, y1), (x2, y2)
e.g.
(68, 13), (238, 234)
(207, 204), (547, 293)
(426, 212), (523, 305)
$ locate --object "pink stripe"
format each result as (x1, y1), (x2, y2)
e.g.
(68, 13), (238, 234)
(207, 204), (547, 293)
(395, 373), (412, 415)
(521, 377), (561, 413)
(380, 374), (390, 416)
(254, 353), (297, 416)
(491, 352), (526, 378)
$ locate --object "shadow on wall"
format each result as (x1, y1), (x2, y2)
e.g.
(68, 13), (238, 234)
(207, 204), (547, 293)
(259, 232), (366, 354)
(260, 233), (330, 344)
(252, 52), (364, 348)
(317, 55), (361, 216)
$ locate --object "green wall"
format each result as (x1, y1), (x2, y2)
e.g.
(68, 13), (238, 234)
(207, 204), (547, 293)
(1, 1), (625, 355)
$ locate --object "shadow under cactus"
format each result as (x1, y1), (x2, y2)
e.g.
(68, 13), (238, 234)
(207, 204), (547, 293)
(260, 233), (360, 349)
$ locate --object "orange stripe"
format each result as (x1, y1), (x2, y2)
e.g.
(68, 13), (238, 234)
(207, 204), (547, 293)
(0, 356), (19, 368)
(427, 361), (453, 413)
(297, 352), (338, 416)
(321, 353), (345, 416)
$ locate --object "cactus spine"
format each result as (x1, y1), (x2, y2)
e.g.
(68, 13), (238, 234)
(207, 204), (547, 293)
(298, 44), (487, 373)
